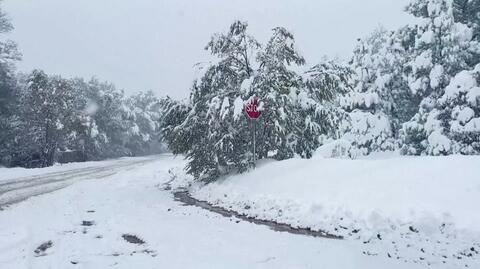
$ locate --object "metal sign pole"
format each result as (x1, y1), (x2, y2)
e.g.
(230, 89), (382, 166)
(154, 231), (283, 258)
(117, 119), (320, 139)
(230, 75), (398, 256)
(245, 97), (261, 169)
(253, 119), (256, 168)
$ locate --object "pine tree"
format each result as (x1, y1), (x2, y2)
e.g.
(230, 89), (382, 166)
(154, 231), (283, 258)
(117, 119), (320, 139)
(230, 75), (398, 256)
(453, 0), (480, 45)
(166, 22), (352, 180)
(401, 0), (480, 155)
(339, 27), (417, 157)
(297, 61), (352, 158)
(182, 21), (258, 180)
(159, 96), (191, 155)
(434, 64), (480, 154)
(253, 27), (305, 160)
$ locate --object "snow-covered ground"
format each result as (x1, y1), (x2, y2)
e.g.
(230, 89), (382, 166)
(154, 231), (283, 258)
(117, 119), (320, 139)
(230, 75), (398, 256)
(191, 154), (480, 268)
(0, 156), (160, 207)
(0, 156), (155, 183)
(0, 154), (427, 269)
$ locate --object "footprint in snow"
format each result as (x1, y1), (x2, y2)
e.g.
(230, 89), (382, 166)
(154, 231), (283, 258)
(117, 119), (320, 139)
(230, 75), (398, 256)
(34, 240), (53, 257)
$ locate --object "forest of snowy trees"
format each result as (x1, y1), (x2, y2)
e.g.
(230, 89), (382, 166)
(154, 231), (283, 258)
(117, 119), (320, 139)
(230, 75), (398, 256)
(0, 7), (164, 168)
(161, 0), (480, 180)
(1, 0), (479, 180)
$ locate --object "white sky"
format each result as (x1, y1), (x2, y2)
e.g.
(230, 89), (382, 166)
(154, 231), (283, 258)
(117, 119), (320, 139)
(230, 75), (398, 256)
(3, 0), (413, 99)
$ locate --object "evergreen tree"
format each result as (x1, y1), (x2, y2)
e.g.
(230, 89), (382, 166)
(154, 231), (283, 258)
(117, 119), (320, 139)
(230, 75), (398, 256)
(68, 78), (131, 160)
(401, 0), (480, 155)
(0, 5), (21, 165)
(124, 91), (164, 156)
(166, 22), (352, 180)
(253, 27), (306, 160)
(338, 27), (418, 157)
(433, 64), (480, 154)
(15, 70), (75, 167)
(297, 61), (352, 158)
(159, 96), (191, 155)
(182, 21), (258, 179)
(453, 0), (480, 44)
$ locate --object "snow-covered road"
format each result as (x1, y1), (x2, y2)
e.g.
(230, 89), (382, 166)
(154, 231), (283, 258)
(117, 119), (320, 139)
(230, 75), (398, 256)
(0, 155), (424, 269)
(0, 157), (159, 208)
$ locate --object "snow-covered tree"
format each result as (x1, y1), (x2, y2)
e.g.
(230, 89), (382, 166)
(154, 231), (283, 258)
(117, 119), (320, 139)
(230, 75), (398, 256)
(440, 64), (480, 153)
(124, 91), (164, 156)
(414, 64), (480, 155)
(14, 70), (75, 167)
(0, 5), (21, 165)
(401, 0), (480, 155)
(159, 96), (191, 155)
(67, 78), (131, 160)
(252, 26), (306, 160)
(180, 21), (258, 179)
(253, 29), (351, 159)
(453, 0), (480, 44)
(337, 27), (418, 157)
(296, 61), (352, 158)
(166, 21), (352, 180)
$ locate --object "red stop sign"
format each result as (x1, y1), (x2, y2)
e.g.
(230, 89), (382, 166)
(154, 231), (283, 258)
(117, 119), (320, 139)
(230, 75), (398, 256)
(245, 98), (262, 119)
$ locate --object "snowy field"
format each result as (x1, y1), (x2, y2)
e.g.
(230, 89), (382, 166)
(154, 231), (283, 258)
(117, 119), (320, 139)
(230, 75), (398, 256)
(0, 154), (427, 269)
(190, 154), (480, 268)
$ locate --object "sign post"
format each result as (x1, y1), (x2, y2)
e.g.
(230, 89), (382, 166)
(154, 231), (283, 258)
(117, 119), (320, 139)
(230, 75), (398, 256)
(245, 97), (262, 167)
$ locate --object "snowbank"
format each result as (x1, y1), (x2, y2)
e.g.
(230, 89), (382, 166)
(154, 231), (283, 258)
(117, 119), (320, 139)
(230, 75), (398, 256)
(191, 155), (480, 267)
(195, 155), (480, 232)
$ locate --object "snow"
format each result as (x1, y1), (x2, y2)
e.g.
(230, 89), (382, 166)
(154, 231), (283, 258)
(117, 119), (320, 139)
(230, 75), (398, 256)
(413, 51), (432, 72)
(442, 68), (478, 101)
(418, 29), (434, 45)
(452, 22), (473, 43)
(424, 109), (441, 134)
(338, 110), (395, 157)
(0, 155), (424, 269)
(0, 158), (138, 183)
(427, 130), (451, 154)
(130, 124), (140, 135)
(191, 155), (480, 267)
(233, 96), (244, 121)
(464, 117), (480, 132)
(427, 1), (442, 17)
(194, 155), (480, 232)
(341, 92), (380, 109)
(429, 64), (443, 89)
(315, 138), (352, 158)
(467, 87), (480, 106)
(452, 106), (474, 124)
(240, 77), (253, 93)
(55, 119), (64, 130)
(219, 97), (230, 120)
(90, 121), (99, 138)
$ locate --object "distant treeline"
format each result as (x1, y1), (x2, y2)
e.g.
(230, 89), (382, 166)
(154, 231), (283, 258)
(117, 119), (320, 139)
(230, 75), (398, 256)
(0, 8), (165, 168)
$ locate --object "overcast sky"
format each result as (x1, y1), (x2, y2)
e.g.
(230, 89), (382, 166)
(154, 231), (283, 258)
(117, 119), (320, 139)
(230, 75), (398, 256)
(3, 0), (413, 99)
